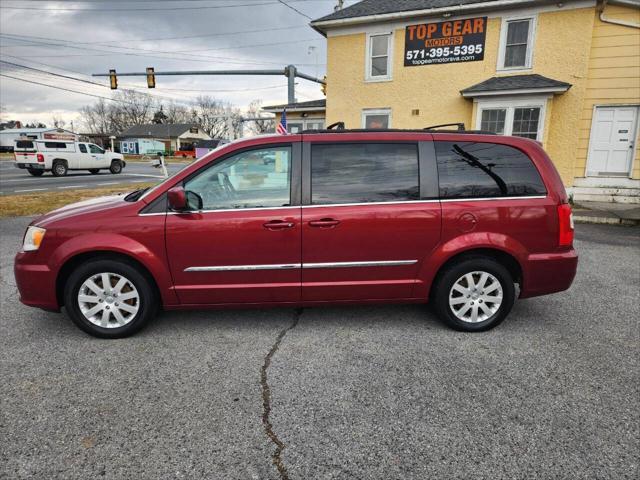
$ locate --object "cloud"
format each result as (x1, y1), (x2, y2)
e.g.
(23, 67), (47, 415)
(0, 0), (351, 127)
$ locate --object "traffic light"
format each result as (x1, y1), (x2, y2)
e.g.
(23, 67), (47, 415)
(109, 69), (117, 90)
(146, 67), (156, 88)
(321, 76), (327, 96)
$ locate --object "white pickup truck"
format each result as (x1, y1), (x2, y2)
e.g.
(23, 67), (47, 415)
(13, 138), (126, 176)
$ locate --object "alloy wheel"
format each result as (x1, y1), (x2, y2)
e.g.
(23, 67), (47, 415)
(448, 271), (503, 323)
(77, 272), (140, 328)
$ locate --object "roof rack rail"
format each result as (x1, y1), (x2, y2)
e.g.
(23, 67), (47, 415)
(326, 121), (345, 130)
(424, 123), (466, 131)
(299, 127), (498, 135)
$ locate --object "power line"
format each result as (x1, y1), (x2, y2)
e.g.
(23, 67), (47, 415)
(0, 1), (279, 11)
(0, 25), (309, 46)
(0, 35), (325, 67)
(276, 0), (312, 19)
(1, 54), (290, 94)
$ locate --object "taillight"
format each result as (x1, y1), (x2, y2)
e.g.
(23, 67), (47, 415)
(36, 153), (44, 163)
(557, 203), (574, 247)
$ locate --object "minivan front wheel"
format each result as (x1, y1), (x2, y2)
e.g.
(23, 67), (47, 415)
(432, 257), (515, 332)
(64, 259), (157, 338)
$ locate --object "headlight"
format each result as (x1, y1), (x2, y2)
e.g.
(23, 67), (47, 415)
(23, 226), (46, 252)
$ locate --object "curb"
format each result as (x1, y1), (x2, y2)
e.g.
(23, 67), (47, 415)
(574, 214), (640, 226)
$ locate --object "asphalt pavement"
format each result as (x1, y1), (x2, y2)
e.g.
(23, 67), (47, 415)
(0, 218), (638, 479)
(0, 161), (185, 195)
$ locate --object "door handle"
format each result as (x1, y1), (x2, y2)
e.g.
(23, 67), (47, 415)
(309, 218), (340, 228)
(263, 220), (294, 230)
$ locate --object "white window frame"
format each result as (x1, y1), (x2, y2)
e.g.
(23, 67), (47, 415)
(365, 31), (393, 82)
(475, 96), (548, 141)
(497, 15), (537, 72)
(362, 108), (392, 128)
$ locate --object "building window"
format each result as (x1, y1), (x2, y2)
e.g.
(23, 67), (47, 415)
(286, 119), (324, 133)
(498, 17), (535, 70)
(476, 100), (545, 141)
(366, 32), (392, 81)
(480, 109), (507, 135)
(362, 109), (391, 128)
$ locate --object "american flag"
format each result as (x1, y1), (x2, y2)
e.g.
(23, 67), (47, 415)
(276, 108), (287, 135)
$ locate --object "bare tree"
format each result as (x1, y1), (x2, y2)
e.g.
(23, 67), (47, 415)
(51, 116), (66, 129)
(245, 99), (275, 136)
(190, 95), (242, 139)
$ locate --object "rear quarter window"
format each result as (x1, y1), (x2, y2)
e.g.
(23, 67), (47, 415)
(435, 141), (546, 199)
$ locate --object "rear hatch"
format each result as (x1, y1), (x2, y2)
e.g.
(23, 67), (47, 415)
(14, 139), (41, 167)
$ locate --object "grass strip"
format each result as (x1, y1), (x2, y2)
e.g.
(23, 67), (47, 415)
(0, 182), (156, 218)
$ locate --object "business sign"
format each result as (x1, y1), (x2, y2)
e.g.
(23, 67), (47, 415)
(404, 17), (487, 66)
(43, 132), (76, 141)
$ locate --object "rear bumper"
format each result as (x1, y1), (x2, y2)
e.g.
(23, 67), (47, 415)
(14, 253), (60, 311)
(15, 163), (45, 170)
(520, 249), (578, 298)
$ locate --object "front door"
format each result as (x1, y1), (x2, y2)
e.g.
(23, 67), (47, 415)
(301, 141), (441, 302)
(88, 144), (107, 168)
(586, 106), (639, 177)
(165, 143), (302, 305)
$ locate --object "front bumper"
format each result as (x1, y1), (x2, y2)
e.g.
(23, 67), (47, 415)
(520, 249), (578, 298)
(14, 252), (60, 311)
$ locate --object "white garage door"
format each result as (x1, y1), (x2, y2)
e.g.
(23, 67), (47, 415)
(586, 106), (638, 177)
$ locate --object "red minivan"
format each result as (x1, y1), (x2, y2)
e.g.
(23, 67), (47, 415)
(14, 129), (578, 338)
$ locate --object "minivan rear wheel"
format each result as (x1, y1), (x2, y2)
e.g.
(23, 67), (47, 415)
(432, 257), (515, 332)
(64, 259), (157, 338)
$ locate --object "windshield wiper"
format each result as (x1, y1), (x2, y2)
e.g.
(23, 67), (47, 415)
(124, 187), (150, 202)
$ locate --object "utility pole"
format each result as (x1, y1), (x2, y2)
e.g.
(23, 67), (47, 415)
(93, 65), (325, 106)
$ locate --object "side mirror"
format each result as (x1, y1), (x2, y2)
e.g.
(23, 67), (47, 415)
(167, 186), (187, 211)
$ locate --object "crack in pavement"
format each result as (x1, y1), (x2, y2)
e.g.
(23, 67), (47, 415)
(261, 308), (301, 480)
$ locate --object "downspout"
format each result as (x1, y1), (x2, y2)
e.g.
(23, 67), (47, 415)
(598, 0), (640, 29)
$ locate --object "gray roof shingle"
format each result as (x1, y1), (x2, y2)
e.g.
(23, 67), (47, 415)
(263, 99), (326, 112)
(313, 0), (521, 23)
(460, 74), (572, 94)
(120, 123), (201, 138)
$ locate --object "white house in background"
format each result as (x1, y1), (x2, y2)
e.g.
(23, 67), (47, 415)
(118, 123), (212, 154)
(0, 127), (78, 152)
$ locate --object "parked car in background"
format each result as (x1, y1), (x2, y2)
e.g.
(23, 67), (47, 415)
(14, 128), (577, 338)
(173, 149), (196, 158)
(13, 138), (126, 176)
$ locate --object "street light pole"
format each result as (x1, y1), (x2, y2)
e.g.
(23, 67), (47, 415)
(93, 65), (326, 106)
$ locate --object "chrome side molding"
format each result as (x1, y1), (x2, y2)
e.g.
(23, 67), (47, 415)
(184, 260), (418, 272)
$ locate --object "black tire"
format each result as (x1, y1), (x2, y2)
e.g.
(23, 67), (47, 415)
(89, 169), (100, 174)
(52, 160), (68, 177)
(63, 258), (158, 338)
(27, 169), (44, 176)
(109, 160), (122, 174)
(432, 256), (515, 332)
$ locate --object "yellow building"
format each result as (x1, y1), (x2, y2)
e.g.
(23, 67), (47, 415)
(311, 0), (640, 202)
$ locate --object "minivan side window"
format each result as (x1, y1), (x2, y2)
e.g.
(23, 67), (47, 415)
(79, 144), (87, 153)
(184, 146), (291, 210)
(435, 141), (546, 199)
(311, 143), (419, 205)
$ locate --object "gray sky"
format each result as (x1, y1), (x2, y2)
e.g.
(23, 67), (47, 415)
(0, 0), (355, 128)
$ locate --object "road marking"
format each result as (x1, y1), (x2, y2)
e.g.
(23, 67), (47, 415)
(58, 185), (87, 189)
(121, 173), (165, 178)
(97, 182), (118, 186)
(14, 188), (47, 193)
